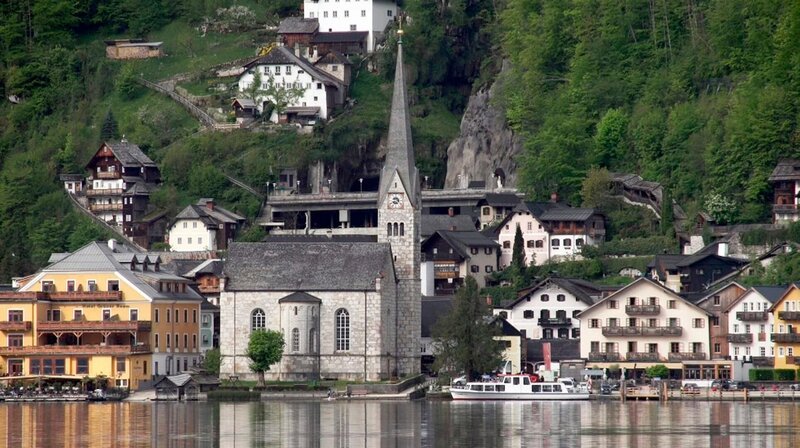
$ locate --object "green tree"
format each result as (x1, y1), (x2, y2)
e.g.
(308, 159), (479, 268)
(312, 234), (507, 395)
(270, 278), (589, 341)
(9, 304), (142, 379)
(645, 364), (669, 380)
(203, 348), (221, 376)
(247, 329), (284, 387)
(580, 167), (613, 210)
(592, 109), (629, 168)
(57, 132), (80, 173)
(510, 224), (526, 289)
(244, 72), (306, 120)
(115, 63), (140, 99)
(101, 110), (120, 142)
(432, 276), (503, 380)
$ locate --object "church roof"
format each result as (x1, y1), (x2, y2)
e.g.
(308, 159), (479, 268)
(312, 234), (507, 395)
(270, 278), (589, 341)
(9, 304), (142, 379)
(278, 291), (322, 303)
(378, 38), (419, 207)
(224, 242), (392, 291)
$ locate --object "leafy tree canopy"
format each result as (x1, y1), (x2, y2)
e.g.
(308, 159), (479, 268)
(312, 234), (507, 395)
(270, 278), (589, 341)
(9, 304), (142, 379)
(247, 329), (285, 387)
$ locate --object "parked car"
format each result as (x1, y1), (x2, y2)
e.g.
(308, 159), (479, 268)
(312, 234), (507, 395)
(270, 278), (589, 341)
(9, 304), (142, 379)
(600, 383), (612, 395)
(681, 383), (700, 394)
(730, 381), (757, 391)
(711, 379), (730, 391)
(789, 384), (800, 391)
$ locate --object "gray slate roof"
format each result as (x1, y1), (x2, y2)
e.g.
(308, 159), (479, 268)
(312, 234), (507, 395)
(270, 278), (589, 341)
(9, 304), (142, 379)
(243, 46), (341, 88)
(224, 242), (392, 291)
(769, 159), (800, 181)
(482, 193), (523, 208)
(105, 141), (156, 168)
(420, 214), (477, 238)
(278, 17), (319, 34)
(501, 277), (599, 309)
(174, 199), (245, 227)
(753, 285), (789, 303)
(278, 291), (322, 303)
(423, 230), (499, 259)
(379, 41), (419, 208)
(315, 50), (351, 66)
(261, 234), (377, 243)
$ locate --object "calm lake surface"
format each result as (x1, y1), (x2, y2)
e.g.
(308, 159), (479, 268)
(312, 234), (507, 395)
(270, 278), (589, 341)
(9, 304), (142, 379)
(1, 400), (799, 447)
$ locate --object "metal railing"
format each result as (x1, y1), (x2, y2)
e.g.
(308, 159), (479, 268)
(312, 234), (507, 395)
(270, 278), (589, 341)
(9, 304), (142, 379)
(736, 311), (768, 322)
(602, 326), (683, 337)
(625, 304), (661, 315)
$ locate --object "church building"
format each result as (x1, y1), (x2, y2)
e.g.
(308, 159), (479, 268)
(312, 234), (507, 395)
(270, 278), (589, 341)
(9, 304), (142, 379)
(219, 34), (421, 381)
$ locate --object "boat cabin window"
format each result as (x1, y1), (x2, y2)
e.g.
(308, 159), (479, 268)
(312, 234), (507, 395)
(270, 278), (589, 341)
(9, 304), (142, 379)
(470, 385), (483, 391)
(484, 385), (495, 392)
(553, 384), (562, 392)
(513, 377), (520, 385)
(542, 385), (553, 393)
(496, 385), (505, 392)
(532, 385), (541, 392)
(523, 377), (530, 385)
(504, 377), (512, 384)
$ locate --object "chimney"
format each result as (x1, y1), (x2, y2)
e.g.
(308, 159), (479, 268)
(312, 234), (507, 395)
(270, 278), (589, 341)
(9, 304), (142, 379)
(448, 207), (454, 217)
(550, 192), (559, 203)
(205, 199), (215, 211)
(107, 239), (117, 252)
(294, 42), (300, 57)
(718, 242), (729, 257)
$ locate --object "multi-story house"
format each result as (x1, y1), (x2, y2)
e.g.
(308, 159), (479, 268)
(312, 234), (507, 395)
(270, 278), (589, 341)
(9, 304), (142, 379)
(476, 193), (522, 230)
(769, 283), (800, 369)
(167, 199), (245, 252)
(578, 277), (711, 379)
(693, 282), (747, 360)
(0, 240), (203, 389)
(238, 45), (345, 123)
(494, 200), (605, 267)
(83, 140), (162, 247)
(647, 249), (748, 295)
(420, 230), (499, 295)
(494, 277), (602, 340)
(303, 0), (397, 52)
(726, 286), (785, 366)
(768, 159), (800, 223)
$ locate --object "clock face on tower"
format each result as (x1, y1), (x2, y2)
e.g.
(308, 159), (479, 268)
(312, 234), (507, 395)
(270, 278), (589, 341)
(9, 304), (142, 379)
(388, 193), (404, 209)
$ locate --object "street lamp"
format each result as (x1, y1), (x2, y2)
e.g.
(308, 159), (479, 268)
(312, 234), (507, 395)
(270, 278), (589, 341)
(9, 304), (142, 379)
(327, 179), (332, 193)
(424, 175), (429, 190)
(359, 178), (363, 193)
(296, 180), (301, 193)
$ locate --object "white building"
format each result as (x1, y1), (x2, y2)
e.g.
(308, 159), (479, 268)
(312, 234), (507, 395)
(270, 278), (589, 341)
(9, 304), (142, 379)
(238, 46), (344, 123)
(167, 199), (245, 252)
(726, 286), (785, 363)
(493, 277), (602, 340)
(578, 277), (711, 371)
(493, 200), (605, 267)
(303, 0), (397, 52)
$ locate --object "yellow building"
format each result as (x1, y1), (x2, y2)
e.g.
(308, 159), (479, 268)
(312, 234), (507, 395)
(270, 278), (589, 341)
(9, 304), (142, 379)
(0, 240), (203, 390)
(769, 284), (800, 371)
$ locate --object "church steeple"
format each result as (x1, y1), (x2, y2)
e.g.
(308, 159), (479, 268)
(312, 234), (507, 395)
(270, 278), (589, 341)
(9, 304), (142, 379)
(378, 26), (419, 207)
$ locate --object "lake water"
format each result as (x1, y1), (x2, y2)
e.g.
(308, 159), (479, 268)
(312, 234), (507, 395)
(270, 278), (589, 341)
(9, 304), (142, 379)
(0, 400), (798, 447)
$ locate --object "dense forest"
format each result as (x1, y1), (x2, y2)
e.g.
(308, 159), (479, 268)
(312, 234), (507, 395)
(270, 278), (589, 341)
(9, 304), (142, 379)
(499, 0), (800, 222)
(0, 0), (798, 282)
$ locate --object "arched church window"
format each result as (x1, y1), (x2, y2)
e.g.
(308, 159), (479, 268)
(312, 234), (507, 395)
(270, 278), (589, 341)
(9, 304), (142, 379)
(400, 223), (405, 236)
(335, 308), (350, 351)
(251, 308), (266, 331)
(309, 328), (317, 353)
(393, 223), (399, 236)
(291, 328), (300, 352)
(387, 223), (393, 236)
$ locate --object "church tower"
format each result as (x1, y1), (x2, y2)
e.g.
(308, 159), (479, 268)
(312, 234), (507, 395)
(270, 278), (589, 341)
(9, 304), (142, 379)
(377, 28), (421, 376)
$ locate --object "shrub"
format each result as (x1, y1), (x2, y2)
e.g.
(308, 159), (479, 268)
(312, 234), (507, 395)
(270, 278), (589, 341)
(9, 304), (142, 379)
(749, 369), (775, 381)
(775, 369), (796, 381)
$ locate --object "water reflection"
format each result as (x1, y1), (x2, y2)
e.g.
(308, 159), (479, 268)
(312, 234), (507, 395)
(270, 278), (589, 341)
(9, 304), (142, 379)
(1, 400), (800, 447)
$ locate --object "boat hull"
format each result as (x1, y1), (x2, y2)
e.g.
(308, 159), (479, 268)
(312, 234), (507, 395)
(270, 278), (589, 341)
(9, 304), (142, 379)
(450, 390), (590, 401)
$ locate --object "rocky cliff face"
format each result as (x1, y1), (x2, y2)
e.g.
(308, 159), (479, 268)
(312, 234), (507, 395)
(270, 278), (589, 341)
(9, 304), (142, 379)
(444, 67), (522, 189)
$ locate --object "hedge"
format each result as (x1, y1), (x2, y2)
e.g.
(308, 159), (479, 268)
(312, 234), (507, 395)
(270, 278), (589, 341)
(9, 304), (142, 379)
(749, 369), (775, 381)
(775, 369), (796, 381)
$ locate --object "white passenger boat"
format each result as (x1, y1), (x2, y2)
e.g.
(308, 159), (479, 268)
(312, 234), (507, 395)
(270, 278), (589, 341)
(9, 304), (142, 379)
(450, 375), (590, 401)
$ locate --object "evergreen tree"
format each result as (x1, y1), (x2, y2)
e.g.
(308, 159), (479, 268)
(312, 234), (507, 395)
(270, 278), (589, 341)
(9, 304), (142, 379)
(100, 110), (119, 142)
(432, 277), (503, 380)
(510, 224), (526, 289)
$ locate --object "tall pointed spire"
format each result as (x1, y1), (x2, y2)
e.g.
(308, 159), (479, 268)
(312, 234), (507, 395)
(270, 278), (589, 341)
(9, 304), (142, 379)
(379, 23), (419, 206)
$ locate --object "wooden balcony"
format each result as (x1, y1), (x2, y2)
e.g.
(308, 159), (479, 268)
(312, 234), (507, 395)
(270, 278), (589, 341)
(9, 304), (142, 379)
(47, 291), (123, 301)
(588, 352), (621, 362)
(0, 321), (32, 331)
(771, 333), (800, 343)
(602, 326), (682, 337)
(727, 333), (753, 344)
(751, 356), (774, 367)
(625, 305), (661, 316)
(778, 311), (800, 321)
(626, 352), (661, 362)
(0, 344), (151, 356)
(89, 203), (123, 212)
(538, 317), (572, 326)
(668, 352), (706, 361)
(95, 171), (121, 179)
(736, 311), (768, 322)
(86, 188), (124, 196)
(37, 320), (151, 333)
